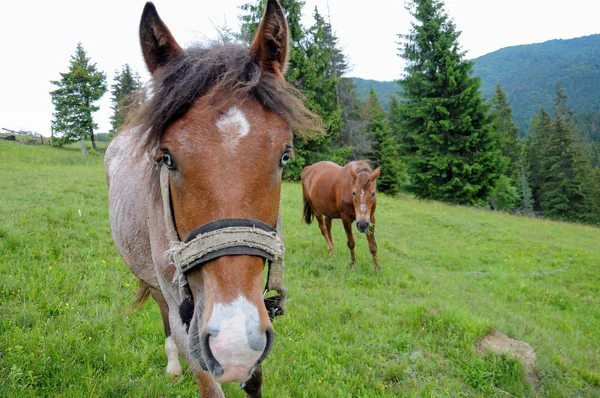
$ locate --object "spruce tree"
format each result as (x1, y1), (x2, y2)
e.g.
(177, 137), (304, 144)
(490, 84), (521, 179)
(539, 85), (589, 221)
(109, 64), (143, 138)
(525, 109), (553, 212)
(306, 7), (343, 132)
(397, 0), (503, 204)
(50, 43), (107, 152)
(583, 167), (600, 224)
(488, 84), (521, 210)
(387, 95), (403, 149)
(388, 95), (409, 190)
(298, 7), (343, 161)
(517, 161), (535, 216)
(338, 77), (369, 157)
(364, 88), (399, 195)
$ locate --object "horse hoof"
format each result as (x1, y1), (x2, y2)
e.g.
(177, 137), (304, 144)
(167, 363), (183, 380)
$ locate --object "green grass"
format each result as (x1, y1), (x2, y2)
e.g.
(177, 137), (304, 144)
(1, 139), (599, 397)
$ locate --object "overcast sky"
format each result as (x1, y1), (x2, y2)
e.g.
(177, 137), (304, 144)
(0, 0), (596, 137)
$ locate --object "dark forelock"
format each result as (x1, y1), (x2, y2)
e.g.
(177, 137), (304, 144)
(132, 42), (321, 152)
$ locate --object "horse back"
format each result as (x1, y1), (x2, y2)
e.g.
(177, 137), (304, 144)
(302, 161), (350, 219)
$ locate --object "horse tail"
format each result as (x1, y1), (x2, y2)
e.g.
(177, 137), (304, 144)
(303, 196), (314, 225)
(128, 280), (151, 312)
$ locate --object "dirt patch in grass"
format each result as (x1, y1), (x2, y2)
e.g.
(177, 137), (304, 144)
(476, 330), (540, 388)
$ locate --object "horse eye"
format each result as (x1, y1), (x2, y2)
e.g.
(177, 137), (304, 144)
(352, 191), (357, 197)
(280, 151), (291, 167)
(372, 192), (375, 197)
(162, 152), (176, 170)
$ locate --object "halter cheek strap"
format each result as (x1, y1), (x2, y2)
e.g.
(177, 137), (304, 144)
(159, 165), (287, 319)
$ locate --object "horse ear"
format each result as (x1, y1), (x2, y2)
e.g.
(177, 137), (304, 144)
(371, 168), (381, 181)
(349, 166), (358, 180)
(249, 0), (289, 77)
(139, 2), (183, 75)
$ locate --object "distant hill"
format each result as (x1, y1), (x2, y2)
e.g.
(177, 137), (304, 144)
(352, 34), (600, 136)
(351, 77), (399, 111)
(473, 34), (600, 135)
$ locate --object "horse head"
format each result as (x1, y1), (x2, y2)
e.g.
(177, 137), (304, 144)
(136, 0), (317, 383)
(349, 163), (380, 233)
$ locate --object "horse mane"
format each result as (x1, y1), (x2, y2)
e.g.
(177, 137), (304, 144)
(353, 160), (373, 175)
(129, 42), (323, 153)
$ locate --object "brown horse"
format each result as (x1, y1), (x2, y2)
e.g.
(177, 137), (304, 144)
(301, 160), (380, 269)
(105, 1), (320, 396)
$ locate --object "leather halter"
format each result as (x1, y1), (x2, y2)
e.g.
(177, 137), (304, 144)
(159, 165), (286, 319)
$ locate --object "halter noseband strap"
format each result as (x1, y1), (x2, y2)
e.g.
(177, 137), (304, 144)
(168, 218), (284, 274)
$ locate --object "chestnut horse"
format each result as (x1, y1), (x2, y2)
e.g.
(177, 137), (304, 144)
(104, 1), (320, 396)
(301, 160), (380, 269)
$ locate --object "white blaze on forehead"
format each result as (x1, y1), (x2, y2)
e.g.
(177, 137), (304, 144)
(215, 106), (251, 152)
(359, 190), (367, 214)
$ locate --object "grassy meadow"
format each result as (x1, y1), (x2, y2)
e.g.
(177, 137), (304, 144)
(1, 139), (599, 397)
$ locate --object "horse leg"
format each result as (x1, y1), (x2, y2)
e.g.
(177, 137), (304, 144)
(241, 364), (263, 398)
(341, 216), (356, 269)
(150, 289), (183, 378)
(366, 216), (379, 270)
(195, 371), (225, 397)
(325, 216), (334, 254)
(316, 214), (334, 255)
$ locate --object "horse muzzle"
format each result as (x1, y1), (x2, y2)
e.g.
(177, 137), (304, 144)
(356, 220), (370, 233)
(192, 296), (273, 383)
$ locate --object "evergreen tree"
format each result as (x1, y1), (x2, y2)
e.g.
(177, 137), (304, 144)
(539, 85), (590, 221)
(387, 95), (409, 190)
(525, 109), (553, 212)
(338, 77), (370, 158)
(575, 110), (600, 168)
(387, 95), (403, 148)
(364, 88), (399, 195)
(296, 7), (343, 163)
(109, 64), (143, 138)
(581, 167), (600, 224)
(490, 84), (521, 178)
(516, 161), (535, 216)
(304, 7), (342, 132)
(50, 43), (107, 152)
(397, 0), (503, 204)
(488, 84), (521, 210)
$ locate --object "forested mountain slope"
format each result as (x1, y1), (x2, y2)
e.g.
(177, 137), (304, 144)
(473, 34), (600, 135)
(352, 34), (600, 136)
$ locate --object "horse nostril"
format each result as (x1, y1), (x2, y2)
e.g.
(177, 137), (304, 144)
(200, 331), (224, 378)
(257, 327), (274, 364)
